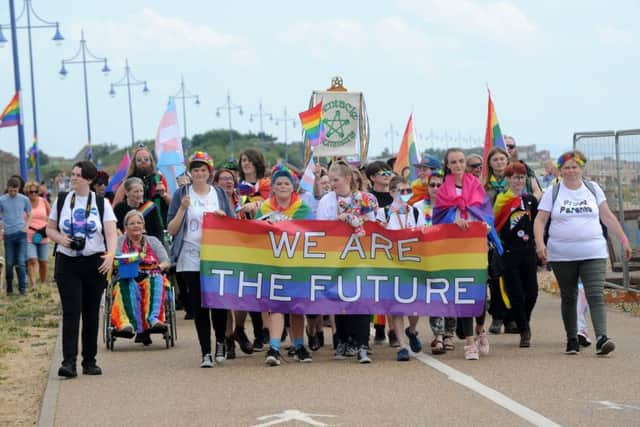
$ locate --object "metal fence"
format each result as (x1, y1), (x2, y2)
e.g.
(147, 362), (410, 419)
(574, 129), (640, 289)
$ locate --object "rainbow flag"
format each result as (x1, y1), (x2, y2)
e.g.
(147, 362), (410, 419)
(393, 113), (420, 181)
(0, 92), (20, 128)
(482, 90), (506, 178)
(299, 101), (325, 147)
(200, 216), (488, 317)
(106, 151), (131, 193)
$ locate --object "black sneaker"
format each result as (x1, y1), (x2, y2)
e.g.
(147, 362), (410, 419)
(565, 337), (580, 355)
(265, 348), (281, 366)
(504, 321), (520, 334)
(233, 327), (254, 355)
(225, 336), (236, 360)
(308, 334), (320, 352)
(253, 338), (265, 352)
(334, 342), (347, 360)
(215, 341), (226, 364)
(294, 346), (313, 363)
(388, 330), (400, 348)
(488, 319), (503, 334)
(374, 324), (386, 345)
(287, 345), (296, 357)
(595, 336), (615, 356)
(405, 327), (422, 353)
(58, 363), (77, 378)
(577, 333), (592, 347)
(82, 364), (102, 375)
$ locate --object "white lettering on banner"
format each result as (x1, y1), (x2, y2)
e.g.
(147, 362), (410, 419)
(269, 274), (292, 301)
(310, 275), (331, 301)
(339, 234), (366, 260)
(398, 238), (420, 262)
(239, 271), (262, 299)
(426, 278), (449, 303)
(454, 278), (476, 304)
(370, 233), (393, 260)
(303, 231), (326, 258)
(395, 276), (418, 303)
(268, 231), (300, 258)
(210, 269), (233, 296)
(367, 275), (387, 302)
(337, 275), (360, 301)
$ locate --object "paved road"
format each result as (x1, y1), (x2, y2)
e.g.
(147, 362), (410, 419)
(41, 292), (640, 427)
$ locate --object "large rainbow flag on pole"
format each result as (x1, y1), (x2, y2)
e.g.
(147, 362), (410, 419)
(393, 113), (420, 181)
(298, 101), (325, 147)
(0, 92), (20, 128)
(482, 89), (506, 179)
(200, 216), (488, 317)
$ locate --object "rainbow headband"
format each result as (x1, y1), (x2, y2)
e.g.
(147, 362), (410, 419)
(557, 153), (585, 169)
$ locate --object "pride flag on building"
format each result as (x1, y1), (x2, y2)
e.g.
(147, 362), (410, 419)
(0, 92), (20, 128)
(199, 215), (488, 317)
(482, 90), (506, 178)
(393, 113), (420, 181)
(299, 101), (325, 147)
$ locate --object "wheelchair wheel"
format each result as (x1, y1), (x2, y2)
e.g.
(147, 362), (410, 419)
(103, 284), (113, 350)
(169, 288), (177, 346)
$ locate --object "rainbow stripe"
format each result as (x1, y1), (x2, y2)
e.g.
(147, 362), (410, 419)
(200, 216), (488, 316)
(299, 101), (325, 147)
(393, 114), (420, 181)
(138, 200), (157, 218)
(0, 92), (20, 128)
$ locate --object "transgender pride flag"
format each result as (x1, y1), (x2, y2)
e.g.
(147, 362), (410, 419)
(155, 98), (185, 195)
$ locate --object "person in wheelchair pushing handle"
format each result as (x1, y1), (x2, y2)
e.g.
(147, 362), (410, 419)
(112, 210), (170, 346)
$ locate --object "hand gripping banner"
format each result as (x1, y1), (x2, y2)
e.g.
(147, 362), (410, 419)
(200, 215), (488, 317)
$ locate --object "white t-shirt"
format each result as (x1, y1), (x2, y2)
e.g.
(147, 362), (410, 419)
(177, 186), (220, 272)
(376, 205), (425, 230)
(538, 181), (607, 261)
(50, 191), (117, 257)
(316, 191), (377, 222)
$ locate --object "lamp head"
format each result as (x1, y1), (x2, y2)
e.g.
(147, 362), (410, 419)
(0, 27), (8, 46)
(109, 86), (116, 97)
(59, 63), (68, 79)
(142, 83), (150, 95)
(52, 24), (64, 46)
(101, 61), (111, 76)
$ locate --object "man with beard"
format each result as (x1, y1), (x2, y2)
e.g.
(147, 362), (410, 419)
(112, 146), (172, 227)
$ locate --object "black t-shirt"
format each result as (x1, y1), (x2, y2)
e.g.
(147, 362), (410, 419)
(370, 190), (393, 208)
(499, 194), (538, 251)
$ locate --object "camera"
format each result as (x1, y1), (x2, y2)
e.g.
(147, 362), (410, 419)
(69, 236), (86, 251)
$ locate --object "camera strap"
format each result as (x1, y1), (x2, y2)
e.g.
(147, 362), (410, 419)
(69, 192), (93, 237)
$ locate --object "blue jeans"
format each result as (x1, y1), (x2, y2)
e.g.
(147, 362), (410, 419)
(4, 231), (28, 293)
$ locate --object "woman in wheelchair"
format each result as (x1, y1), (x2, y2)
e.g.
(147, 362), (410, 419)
(112, 210), (170, 345)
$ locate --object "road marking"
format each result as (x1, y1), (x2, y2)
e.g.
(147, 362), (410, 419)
(252, 409), (337, 427)
(592, 400), (640, 411)
(414, 353), (562, 427)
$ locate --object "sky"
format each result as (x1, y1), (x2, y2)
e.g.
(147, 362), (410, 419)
(1, 0), (639, 162)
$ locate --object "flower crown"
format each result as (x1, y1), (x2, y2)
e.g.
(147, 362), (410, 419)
(556, 153), (585, 169)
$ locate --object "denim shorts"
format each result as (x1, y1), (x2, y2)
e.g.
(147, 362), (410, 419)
(27, 242), (49, 261)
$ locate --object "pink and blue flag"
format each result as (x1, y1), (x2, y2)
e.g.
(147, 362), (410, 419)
(298, 157), (316, 193)
(155, 98), (185, 195)
(106, 151), (131, 193)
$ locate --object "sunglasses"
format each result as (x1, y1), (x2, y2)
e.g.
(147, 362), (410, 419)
(506, 144), (516, 149)
(429, 183), (442, 188)
(28, 190), (39, 194)
(377, 170), (393, 177)
(393, 188), (411, 194)
(468, 163), (482, 169)
(136, 157), (152, 163)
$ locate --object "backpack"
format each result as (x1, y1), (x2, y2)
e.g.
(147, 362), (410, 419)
(54, 191), (105, 255)
(543, 180), (608, 244)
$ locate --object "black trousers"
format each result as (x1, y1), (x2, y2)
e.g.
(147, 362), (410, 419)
(335, 314), (369, 347)
(54, 253), (105, 367)
(502, 246), (539, 332)
(178, 271), (227, 356)
(172, 266), (192, 314)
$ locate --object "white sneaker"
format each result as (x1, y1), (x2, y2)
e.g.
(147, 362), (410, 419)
(200, 354), (214, 368)
(464, 344), (479, 360)
(476, 332), (490, 355)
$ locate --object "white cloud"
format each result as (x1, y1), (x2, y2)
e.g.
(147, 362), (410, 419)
(596, 25), (633, 47)
(68, 8), (257, 66)
(399, 0), (541, 51)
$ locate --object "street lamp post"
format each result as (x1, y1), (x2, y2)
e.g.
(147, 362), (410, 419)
(59, 29), (110, 160)
(0, 0), (64, 181)
(274, 107), (296, 144)
(215, 91), (243, 160)
(385, 123), (399, 155)
(109, 58), (149, 147)
(170, 75), (199, 154)
(249, 100), (272, 142)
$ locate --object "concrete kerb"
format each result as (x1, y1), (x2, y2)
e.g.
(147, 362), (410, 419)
(38, 324), (62, 427)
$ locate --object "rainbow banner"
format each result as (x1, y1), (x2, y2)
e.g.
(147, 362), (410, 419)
(0, 92), (20, 128)
(298, 101), (325, 147)
(393, 113), (420, 181)
(200, 215), (488, 316)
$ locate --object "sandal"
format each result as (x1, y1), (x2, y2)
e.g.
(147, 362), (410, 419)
(430, 337), (445, 355)
(443, 337), (455, 351)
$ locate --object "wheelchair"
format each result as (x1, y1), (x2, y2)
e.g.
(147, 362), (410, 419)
(103, 269), (177, 350)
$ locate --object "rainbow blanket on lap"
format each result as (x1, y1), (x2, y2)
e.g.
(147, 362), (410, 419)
(199, 215), (488, 317)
